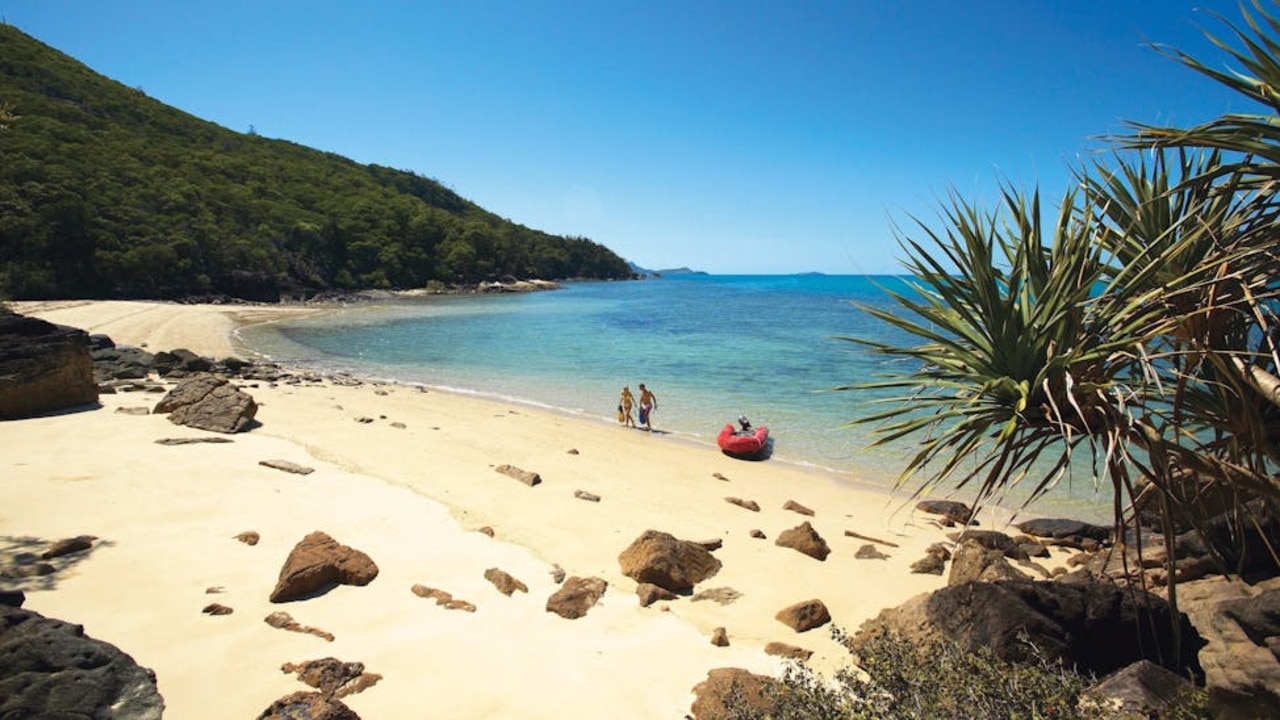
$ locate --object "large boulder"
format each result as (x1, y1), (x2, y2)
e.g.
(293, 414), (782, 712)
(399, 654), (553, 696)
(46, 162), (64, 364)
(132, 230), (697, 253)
(618, 529), (721, 594)
(854, 579), (1205, 681)
(1177, 575), (1280, 718)
(0, 312), (97, 419)
(270, 531), (379, 603)
(154, 374), (257, 433)
(0, 605), (164, 718)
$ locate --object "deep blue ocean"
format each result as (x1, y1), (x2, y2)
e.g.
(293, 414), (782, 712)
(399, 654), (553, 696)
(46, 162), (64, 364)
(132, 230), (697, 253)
(239, 274), (1112, 522)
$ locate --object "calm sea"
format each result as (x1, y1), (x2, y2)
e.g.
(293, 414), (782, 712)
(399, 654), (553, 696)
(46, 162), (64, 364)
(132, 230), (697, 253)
(238, 274), (1113, 523)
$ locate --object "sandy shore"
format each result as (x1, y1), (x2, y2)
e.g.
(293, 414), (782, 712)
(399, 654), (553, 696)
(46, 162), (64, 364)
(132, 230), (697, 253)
(4, 300), (1069, 718)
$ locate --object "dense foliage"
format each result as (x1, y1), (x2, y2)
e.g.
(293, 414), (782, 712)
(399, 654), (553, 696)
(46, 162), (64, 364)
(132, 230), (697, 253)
(0, 25), (633, 301)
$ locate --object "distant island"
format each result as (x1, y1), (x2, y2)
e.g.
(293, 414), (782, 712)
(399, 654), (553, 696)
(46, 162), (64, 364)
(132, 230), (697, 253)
(0, 25), (634, 302)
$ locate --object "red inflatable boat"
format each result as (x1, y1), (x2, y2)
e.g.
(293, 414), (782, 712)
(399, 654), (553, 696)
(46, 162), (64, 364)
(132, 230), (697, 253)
(717, 423), (769, 458)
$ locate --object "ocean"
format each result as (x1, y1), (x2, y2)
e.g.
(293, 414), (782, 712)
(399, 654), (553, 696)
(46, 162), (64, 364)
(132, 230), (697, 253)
(238, 274), (1114, 523)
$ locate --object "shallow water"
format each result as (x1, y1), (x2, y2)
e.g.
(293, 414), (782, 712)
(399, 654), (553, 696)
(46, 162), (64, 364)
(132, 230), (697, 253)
(239, 275), (1115, 523)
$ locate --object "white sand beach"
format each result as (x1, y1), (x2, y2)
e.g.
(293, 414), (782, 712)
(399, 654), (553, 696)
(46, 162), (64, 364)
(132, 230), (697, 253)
(3, 300), (1070, 718)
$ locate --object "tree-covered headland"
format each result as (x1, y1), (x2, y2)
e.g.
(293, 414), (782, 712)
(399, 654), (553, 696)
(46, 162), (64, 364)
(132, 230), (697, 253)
(0, 25), (633, 301)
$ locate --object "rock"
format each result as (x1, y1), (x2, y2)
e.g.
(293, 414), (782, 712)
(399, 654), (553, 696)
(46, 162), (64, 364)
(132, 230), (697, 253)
(774, 521), (830, 561)
(689, 668), (784, 720)
(1015, 518), (1111, 543)
(948, 540), (1032, 585)
(550, 564), (566, 584)
(910, 554), (947, 575)
(0, 590), (23, 607)
(154, 436), (234, 445)
(775, 599), (831, 633)
(411, 584), (476, 612)
(725, 497), (760, 512)
(0, 313), (97, 419)
(40, 535), (95, 559)
(692, 587), (743, 605)
(280, 657), (381, 698)
(264, 611), (334, 642)
(484, 568), (529, 596)
(154, 374), (257, 433)
(947, 529), (1023, 555)
(695, 538), (723, 551)
(618, 529), (722, 594)
(202, 603), (233, 615)
(0, 605), (164, 719)
(235, 531), (260, 546)
(269, 531), (379, 603)
(637, 583), (678, 607)
(916, 499), (974, 526)
(257, 691), (358, 720)
(854, 580), (1205, 681)
(712, 472), (729, 481)
(782, 499), (814, 516)
(573, 489), (601, 502)
(763, 642), (812, 660)
(749, 529), (766, 539)
(495, 463), (541, 486)
(1087, 660), (1199, 718)
(710, 627), (729, 647)
(855, 544), (889, 560)
(1177, 575), (1280, 718)
(546, 576), (608, 619)
(91, 344), (154, 382)
(477, 526), (495, 537)
(259, 459), (316, 475)
(115, 406), (149, 415)
(0, 563), (55, 579)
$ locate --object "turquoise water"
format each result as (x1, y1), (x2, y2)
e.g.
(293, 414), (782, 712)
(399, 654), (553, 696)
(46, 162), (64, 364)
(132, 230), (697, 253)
(239, 274), (1113, 522)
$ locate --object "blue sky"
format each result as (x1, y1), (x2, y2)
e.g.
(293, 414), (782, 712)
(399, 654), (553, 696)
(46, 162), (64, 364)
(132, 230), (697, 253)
(0, 0), (1256, 274)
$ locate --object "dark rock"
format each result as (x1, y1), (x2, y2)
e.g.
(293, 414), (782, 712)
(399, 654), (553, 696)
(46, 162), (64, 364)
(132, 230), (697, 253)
(775, 521), (830, 561)
(948, 540), (1032, 585)
(154, 436), (234, 445)
(0, 590), (23, 607)
(725, 497), (760, 512)
(257, 690), (358, 720)
(763, 642), (812, 660)
(280, 657), (381, 698)
(690, 668), (785, 720)
(618, 529), (722, 594)
(637, 582), (678, 607)
(546, 576), (608, 619)
(484, 567), (528, 596)
(0, 313), (98, 419)
(1087, 660), (1199, 718)
(855, 544), (889, 560)
(775, 599), (831, 633)
(495, 463), (541, 486)
(41, 535), (95, 559)
(782, 499), (814, 516)
(270, 531), (378, 603)
(710, 627), (729, 647)
(749, 529), (766, 539)
(91, 344), (154, 382)
(235, 531), (260, 546)
(0, 563), (56, 579)
(154, 374), (257, 433)
(854, 579), (1205, 681)
(1016, 518), (1111, 543)
(202, 603), (233, 615)
(0, 606), (164, 718)
(916, 499), (974, 526)
(910, 554), (947, 575)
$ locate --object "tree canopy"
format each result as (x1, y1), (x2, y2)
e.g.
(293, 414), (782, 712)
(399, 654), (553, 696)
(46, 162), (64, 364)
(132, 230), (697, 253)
(0, 25), (633, 301)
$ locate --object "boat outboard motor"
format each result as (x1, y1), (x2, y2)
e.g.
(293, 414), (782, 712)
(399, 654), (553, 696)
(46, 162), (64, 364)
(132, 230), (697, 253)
(737, 415), (752, 432)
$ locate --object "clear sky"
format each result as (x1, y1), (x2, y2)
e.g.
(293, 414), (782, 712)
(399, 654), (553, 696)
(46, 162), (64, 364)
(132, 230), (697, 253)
(0, 0), (1256, 274)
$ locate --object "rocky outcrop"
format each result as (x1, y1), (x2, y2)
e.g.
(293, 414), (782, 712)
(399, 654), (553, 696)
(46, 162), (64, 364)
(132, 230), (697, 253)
(153, 374), (258, 433)
(1177, 575), (1280, 718)
(546, 576), (608, 619)
(270, 531), (379, 603)
(618, 529), (722, 594)
(774, 521), (830, 561)
(854, 579), (1204, 681)
(0, 312), (97, 419)
(0, 605), (164, 719)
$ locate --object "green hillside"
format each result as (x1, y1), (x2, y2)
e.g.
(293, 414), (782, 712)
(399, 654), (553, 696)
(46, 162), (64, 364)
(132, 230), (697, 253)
(0, 25), (633, 301)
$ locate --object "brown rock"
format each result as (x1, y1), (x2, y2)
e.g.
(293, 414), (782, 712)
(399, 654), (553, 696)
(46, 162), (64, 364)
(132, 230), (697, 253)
(689, 668), (783, 720)
(411, 584), (476, 612)
(202, 603), (233, 615)
(710, 627), (729, 647)
(154, 374), (257, 433)
(618, 529), (722, 594)
(948, 541), (1031, 586)
(0, 313), (97, 420)
(637, 582), (678, 607)
(256, 691), (358, 720)
(774, 521), (830, 561)
(1177, 575), (1280, 718)
(725, 497), (760, 512)
(782, 499), (814, 516)
(692, 587), (742, 605)
(40, 535), (95, 559)
(910, 554), (947, 575)
(281, 657), (381, 698)
(235, 531), (260, 546)
(495, 463), (541, 486)
(484, 568), (528, 596)
(764, 642), (812, 660)
(476, 526), (495, 537)
(546, 576), (608, 619)
(259, 459), (315, 475)
(854, 543), (889, 560)
(269, 532), (379, 603)
(0, 563), (55, 579)
(695, 538), (723, 551)
(775, 598), (831, 632)
(573, 489), (601, 502)
(264, 611), (334, 642)
(916, 499), (974, 526)
(749, 529), (766, 539)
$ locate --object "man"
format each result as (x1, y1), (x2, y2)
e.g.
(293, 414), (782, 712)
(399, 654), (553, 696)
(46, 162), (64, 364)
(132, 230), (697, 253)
(638, 383), (658, 431)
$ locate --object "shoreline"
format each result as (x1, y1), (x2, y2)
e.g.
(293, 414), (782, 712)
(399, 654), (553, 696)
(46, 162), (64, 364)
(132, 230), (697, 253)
(5, 300), (1075, 717)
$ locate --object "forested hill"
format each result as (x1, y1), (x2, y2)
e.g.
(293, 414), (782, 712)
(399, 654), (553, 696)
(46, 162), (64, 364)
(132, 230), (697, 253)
(0, 25), (634, 301)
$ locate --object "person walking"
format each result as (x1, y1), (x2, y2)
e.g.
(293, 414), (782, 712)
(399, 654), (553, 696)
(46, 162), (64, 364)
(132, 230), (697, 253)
(619, 386), (636, 428)
(638, 383), (658, 431)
